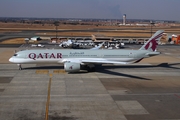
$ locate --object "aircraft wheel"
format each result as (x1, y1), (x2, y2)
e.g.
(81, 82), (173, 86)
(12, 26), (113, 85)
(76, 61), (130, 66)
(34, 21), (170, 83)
(17, 64), (23, 70)
(87, 66), (95, 72)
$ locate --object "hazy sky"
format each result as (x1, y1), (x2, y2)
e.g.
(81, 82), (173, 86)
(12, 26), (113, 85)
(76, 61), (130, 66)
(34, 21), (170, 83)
(0, 0), (179, 21)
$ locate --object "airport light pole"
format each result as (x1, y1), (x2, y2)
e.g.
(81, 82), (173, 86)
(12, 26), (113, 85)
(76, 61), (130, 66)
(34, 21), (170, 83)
(150, 21), (155, 36)
(54, 21), (59, 40)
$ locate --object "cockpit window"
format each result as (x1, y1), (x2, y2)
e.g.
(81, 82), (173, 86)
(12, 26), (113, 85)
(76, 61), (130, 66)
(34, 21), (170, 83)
(13, 54), (18, 56)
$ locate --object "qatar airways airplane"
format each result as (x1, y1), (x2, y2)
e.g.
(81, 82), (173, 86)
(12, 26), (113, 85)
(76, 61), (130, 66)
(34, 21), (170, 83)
(9, 30), (164, 72)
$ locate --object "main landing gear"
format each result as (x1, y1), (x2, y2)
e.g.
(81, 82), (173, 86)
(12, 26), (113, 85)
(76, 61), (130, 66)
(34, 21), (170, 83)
(81, 64), (96, 72)
(17, 64), (23, 70)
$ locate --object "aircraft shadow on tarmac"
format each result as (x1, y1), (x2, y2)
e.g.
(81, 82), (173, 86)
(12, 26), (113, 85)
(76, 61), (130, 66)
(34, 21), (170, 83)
(96, 69), (151, 80)
(23, 63), (180, 80)
(94, 62), (180, 80)
(24, 66), (64, 70)
(98, 63), (180, 69)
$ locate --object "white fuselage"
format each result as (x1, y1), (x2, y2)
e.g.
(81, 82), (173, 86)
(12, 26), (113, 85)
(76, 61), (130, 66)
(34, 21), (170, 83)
(9, 49), (158, 64)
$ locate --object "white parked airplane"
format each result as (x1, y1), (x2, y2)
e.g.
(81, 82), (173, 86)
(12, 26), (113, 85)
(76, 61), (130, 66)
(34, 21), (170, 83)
(91, 42), (104, 50)
(60, 39), (95, 49)
(9, 30), (164, 72)
(59, 39), (73, 48)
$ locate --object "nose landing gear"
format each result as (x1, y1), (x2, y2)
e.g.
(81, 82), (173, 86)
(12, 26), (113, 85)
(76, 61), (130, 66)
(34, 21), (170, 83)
(17, 64), (22, 70)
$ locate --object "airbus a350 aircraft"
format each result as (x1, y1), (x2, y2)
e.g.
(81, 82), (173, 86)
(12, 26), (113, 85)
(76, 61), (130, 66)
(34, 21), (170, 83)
(9, 30), (164, 72)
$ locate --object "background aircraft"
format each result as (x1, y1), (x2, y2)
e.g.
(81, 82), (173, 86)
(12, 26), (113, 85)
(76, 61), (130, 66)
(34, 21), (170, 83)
(59, 39), (73, 48)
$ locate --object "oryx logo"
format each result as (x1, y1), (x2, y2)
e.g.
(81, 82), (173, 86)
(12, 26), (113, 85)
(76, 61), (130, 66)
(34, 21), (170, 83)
(144, 32), (163, 51)
(69, 65), (73, 69)
(145, 39), (157, 51)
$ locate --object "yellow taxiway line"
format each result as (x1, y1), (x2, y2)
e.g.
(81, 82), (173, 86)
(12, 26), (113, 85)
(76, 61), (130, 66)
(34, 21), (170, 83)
(45, 74), (52, 120)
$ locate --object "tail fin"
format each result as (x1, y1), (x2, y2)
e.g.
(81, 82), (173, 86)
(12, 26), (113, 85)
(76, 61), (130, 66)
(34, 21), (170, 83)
(91, 35), (97, 41)
(139, 30), (164, 51)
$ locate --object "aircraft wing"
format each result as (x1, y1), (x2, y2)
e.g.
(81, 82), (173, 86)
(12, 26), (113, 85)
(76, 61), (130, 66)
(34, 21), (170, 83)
(60, 58), (134, 65)
(60, 58), (129, 65)
(81, 59), (129, 64)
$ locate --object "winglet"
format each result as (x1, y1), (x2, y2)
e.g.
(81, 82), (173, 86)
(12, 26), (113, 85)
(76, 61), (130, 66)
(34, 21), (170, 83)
(139, 30), (164, 51)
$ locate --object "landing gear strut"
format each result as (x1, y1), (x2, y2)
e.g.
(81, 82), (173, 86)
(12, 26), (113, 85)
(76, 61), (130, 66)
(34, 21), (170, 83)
(80, 64), (96, 72)
(17, 64), (22, 70)
(87, 66), (95, 72)
(86, 64), (95, 72)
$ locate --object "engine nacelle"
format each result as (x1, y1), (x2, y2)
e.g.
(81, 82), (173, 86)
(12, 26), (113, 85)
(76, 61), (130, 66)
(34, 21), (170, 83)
(64, 62), (80, 72)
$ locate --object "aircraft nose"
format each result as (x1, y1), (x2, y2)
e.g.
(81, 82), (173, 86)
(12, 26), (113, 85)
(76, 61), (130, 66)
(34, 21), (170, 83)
(9, 57), (14, 63)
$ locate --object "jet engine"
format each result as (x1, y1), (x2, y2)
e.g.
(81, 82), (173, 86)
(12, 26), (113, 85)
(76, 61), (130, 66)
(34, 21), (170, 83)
(64, 62), (80, 72)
